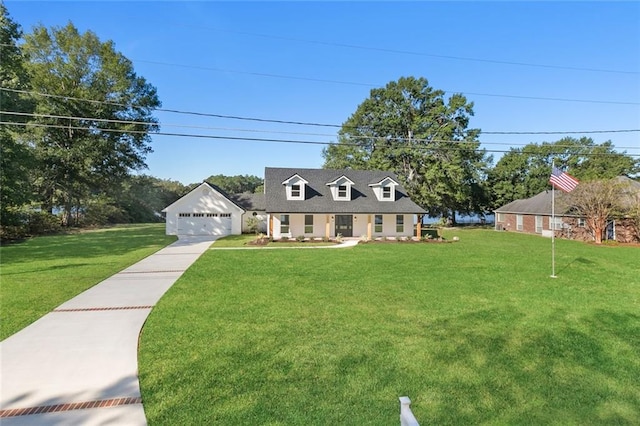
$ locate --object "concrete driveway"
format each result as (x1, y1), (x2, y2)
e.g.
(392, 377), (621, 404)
(0, 236), (216, 425)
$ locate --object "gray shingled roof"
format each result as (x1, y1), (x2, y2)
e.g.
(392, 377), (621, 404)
(495, 190), (570, 215)
(495, 176), (640, 215)
(228, 193), (265, 211)
(264, 167), (427, 214)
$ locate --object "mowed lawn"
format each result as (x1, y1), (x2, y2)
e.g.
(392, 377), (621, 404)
(139, 230), (640, 425)
(0, 224), (176, 340)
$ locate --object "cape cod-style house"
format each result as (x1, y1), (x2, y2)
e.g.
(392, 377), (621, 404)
(163, 167), (427, 239)
(264, 167), (426, 240)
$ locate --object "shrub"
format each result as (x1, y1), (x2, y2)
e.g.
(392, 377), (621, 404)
(296, 235), (306, 242)
(27, 211), (62, 235)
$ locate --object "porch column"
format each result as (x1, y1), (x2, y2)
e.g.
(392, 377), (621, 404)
(367, 214), (372, 240)
(268, 214), (273, 237)
(416, 215), (421, 239)
(325, 214), (331, 239)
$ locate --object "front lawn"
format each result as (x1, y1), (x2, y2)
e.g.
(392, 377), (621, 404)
(139, 230), (640, 424)
(0, 224), (176, 340)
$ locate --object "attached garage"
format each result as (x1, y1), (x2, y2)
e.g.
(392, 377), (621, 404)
(163, 183), (244, 237)
(176, 213), (232, 236)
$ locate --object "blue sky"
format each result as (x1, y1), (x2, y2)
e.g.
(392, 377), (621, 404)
(6, 1), (640, 185)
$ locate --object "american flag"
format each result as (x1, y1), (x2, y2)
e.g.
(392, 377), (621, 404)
(549, 167), (579, 192)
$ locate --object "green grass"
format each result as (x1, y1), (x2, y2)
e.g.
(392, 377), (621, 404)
(139, 229), (639, 424)
(0, 224), (176, 340)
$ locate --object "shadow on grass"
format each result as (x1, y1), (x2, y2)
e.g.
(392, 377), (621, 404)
(415, 309), (640, 425)
(0, 225), (171, 265)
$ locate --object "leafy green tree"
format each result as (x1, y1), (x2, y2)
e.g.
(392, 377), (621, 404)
(0, 4), (36, 226)
(22, 23), (160, 225)
(204, 174), (263, 194)
(116, 175), (186, 223)
(322, 76), (490, 221)
(487, 138), (639, 210)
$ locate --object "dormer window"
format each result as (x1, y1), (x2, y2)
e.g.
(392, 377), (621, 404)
(369, 177), (398, 202)
(282, 174), (308, 200)
(326, 175), (354, 201)
(382, 186), (392, 199)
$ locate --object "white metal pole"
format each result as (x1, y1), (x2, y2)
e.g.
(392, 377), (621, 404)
(551, 161), (557, 278)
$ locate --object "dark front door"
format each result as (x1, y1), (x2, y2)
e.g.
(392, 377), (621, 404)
(335, 215), (353, 237)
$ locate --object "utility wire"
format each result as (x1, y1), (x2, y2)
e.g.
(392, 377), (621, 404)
(6, 121), (639, 158)
(174, 26), (639, 75)
(2, 88), (640, 137)
(130, 59), (640, 106)
(3, 110), (640, 150)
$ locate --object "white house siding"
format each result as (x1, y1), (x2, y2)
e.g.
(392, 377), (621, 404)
(164, 184), (244, 236)
(269, 213), (414, 239)
(371, 214), (413, 238)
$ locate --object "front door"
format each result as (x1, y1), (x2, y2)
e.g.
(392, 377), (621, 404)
(335, 215), (353, 237)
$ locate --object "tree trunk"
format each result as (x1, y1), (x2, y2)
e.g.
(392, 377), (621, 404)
(593, 225), (603, 244)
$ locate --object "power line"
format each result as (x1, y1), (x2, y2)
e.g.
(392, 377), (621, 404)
(131, 59), (640, 106)
(188, 27), (640, 76)
(6, 121), (638, 158)
(4, 110), (640, 150)
(2, 88), (640, 137)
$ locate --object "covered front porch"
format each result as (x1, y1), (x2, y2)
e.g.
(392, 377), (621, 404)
(267, 213), (421, 240)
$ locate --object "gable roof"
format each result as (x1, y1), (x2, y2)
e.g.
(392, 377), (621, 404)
(264, 167), (427, 214)
(162, 182), (246, 213)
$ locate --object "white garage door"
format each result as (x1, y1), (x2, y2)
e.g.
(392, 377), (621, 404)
(177, 213), (232, 236)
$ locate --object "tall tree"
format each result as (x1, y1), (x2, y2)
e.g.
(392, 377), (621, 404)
(487, 138), (639, 210)
(0, 4), (36, 226)
(322, 76), (490, 221)
(22, 23), (160, 225)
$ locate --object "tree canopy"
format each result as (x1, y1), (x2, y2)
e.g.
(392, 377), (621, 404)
(322, 76), (490, 220)
(22, 23), (161, 225)
(487, 138), (639, 210)
(0, 4), (35, 225)
(204, 174), (264, 194)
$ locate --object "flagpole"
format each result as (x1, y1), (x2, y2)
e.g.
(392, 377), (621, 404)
(551, 160), (557, 278)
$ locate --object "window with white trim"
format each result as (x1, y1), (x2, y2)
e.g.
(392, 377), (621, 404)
(305, 215), (313, 234)
(179, 213), (191, 217)
(338, 185), (348, 198)
(497, 213), (505, 222)
(535, 216), (543, 233)
(193, 213), (204, 217)
(382, 187), (392, 199)
(280, 214), (290, 234)
(396, 215), (404, 233)
(550, 217), (563, 230)
(578, 218), (586, 227)
(375, 215), (383, 233)
(291, 184), (301, 198)
(516, 215), (523, 231)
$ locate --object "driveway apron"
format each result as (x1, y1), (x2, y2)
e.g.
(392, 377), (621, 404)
(0, 236), (216, 425)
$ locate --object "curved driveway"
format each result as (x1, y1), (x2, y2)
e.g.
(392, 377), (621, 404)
(0, 237), (358, 425)
(0, 237), (216, 425)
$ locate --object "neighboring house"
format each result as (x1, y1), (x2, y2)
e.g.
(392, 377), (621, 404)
(494, 176), (640, 243)
(264, 167), (427, 239)
(162, 182), (265, 236)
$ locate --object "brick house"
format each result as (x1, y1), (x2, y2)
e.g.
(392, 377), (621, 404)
(494, 176), (640, 243)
